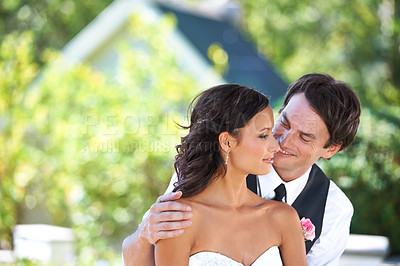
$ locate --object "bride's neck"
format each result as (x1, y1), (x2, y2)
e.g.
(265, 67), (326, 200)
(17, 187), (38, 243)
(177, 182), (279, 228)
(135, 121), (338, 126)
(200, 169), (249, 208)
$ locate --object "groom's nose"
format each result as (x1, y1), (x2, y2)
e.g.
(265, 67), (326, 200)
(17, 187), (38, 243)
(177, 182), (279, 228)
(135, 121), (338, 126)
(280, 129), (295, 148)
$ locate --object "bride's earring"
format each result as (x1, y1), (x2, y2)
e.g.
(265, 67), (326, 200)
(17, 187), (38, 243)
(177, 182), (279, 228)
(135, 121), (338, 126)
(225, 150), (230, 165)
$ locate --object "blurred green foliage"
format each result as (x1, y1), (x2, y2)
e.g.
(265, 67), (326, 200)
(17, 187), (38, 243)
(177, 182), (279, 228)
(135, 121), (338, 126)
(240, 0), (400, 106)
(0, 31), (39, 249)
(0, 0), (113, 64)
(0, 10), (198, 264)
(318, 107), (400, 253)
(1, 0), (400, 263)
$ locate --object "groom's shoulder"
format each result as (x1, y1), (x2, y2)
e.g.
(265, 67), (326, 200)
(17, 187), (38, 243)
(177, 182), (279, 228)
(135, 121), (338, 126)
(312, 165), (353, 213)
(326, 180), (354, 216)
(328, 180), (353, 203)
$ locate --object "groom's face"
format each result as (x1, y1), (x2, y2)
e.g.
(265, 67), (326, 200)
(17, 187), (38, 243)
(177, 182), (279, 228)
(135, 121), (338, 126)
(272, 93), (336, 181)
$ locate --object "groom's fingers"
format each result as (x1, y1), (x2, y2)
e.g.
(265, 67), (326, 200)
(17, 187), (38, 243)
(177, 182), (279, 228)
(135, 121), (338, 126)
(152, 191), (191, 214)
(147, 215), (192, 243)
(148, 226), (186, 244)
(156, 191), (183, 203)
(151, 221), (192, 242)
(148, 208), (193, 227)
(152, 201), (189, 212)
(151, 210), (193, 224)
(146, 191), (193, 243)
(153, 229), (186, 242)
(150, 220), (192, 233)
(150, 201), (192, 214)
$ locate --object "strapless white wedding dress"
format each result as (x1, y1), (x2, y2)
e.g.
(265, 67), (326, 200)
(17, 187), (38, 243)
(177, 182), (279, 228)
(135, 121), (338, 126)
(188, 246), (282, 266)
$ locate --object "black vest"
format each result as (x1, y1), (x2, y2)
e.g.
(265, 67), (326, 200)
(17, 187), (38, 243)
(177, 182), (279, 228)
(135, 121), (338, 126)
(246, 164), (330, 254)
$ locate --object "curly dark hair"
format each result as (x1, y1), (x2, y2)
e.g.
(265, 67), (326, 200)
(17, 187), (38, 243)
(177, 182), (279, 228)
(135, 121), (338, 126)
(173, 84), (270, 197)
(280, 73), (361, 151)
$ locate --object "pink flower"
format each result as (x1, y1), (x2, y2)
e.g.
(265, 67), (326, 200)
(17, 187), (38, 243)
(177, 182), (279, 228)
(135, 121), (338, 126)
(300, 217), (315, 241)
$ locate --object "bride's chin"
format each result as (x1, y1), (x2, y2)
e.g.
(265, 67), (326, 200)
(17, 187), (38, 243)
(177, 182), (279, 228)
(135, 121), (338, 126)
(256, 165), (272, 176)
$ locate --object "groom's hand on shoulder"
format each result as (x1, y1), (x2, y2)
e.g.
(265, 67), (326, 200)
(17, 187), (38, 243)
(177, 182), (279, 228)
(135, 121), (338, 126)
(146, 191), (193, 244)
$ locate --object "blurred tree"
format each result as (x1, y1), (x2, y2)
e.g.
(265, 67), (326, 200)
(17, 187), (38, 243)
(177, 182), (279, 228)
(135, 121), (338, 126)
(0, 13), (199, 264)
(239, 0), (400, 107)
(0, 0), (113, 64)
(318, 107), (400, 254)
(0, 31), (39, 249)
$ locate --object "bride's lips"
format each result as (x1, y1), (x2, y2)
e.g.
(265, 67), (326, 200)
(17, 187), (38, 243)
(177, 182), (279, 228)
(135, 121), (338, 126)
(262, 157), (274, 163)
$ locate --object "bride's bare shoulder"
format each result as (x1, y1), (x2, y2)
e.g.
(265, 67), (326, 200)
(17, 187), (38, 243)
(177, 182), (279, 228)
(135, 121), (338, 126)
(176, 196), (205, 223)
(265, 201), (300, 226)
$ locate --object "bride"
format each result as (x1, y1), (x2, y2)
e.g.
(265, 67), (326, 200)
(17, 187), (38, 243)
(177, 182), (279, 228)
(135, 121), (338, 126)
(155, 84), (307, 266)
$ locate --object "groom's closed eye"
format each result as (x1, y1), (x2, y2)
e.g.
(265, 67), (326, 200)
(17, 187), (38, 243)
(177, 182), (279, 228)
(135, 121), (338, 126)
(281, 114), (290, 128)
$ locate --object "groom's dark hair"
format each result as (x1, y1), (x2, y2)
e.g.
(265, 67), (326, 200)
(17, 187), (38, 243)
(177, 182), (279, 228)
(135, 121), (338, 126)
(280, 73), (361, 151)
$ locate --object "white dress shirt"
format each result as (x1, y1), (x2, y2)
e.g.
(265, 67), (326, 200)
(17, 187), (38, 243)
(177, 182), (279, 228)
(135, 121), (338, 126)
(164, 165), (353, 266)
(259, 166), (310, 205)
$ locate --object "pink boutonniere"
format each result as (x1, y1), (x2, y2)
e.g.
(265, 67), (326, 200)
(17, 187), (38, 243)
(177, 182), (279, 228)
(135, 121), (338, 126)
(300, 217), (315, 241)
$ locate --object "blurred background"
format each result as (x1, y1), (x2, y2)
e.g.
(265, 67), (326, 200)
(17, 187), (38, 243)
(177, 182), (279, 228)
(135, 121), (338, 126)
(0, 0), (399, 265)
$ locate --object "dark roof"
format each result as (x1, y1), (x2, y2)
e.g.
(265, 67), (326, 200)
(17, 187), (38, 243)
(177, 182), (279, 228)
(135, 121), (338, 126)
(157, 2), (288, 102)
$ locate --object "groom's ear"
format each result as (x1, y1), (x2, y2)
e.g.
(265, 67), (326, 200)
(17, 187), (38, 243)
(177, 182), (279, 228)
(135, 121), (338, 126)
(321, 143), (342, 159)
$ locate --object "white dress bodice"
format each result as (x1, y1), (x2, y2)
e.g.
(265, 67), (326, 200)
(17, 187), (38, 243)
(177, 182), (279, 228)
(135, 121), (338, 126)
(188, 246), (282, 266)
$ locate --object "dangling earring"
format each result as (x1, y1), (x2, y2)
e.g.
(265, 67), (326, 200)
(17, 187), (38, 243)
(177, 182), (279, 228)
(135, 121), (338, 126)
(225, 150), (230, 165)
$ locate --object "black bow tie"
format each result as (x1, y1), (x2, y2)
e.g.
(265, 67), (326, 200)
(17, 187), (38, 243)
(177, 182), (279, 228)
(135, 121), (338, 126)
(273, 183), (287, 203)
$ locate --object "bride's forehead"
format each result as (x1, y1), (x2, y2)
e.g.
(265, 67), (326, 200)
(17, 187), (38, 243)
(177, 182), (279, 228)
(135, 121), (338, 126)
(245, 108), (274, 131)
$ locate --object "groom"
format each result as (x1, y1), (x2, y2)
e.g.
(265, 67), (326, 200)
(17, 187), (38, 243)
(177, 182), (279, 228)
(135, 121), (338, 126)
(122, 73), (361, 265)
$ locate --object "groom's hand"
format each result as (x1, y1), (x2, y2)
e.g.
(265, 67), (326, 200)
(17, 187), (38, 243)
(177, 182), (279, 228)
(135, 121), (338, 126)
(145, 191), (193, 244)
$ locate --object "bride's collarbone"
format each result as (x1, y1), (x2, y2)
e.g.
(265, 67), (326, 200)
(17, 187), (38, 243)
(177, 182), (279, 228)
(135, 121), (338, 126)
(190, 196), (271, 213)
(193, 212), (277, 246)
(189, 200), (273, 232)
(191, 204), (280, 252)
(193, 202), (272, 223)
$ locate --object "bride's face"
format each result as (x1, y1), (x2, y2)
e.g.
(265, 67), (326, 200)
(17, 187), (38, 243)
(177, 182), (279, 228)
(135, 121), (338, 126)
(228, 106), (279, 176)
